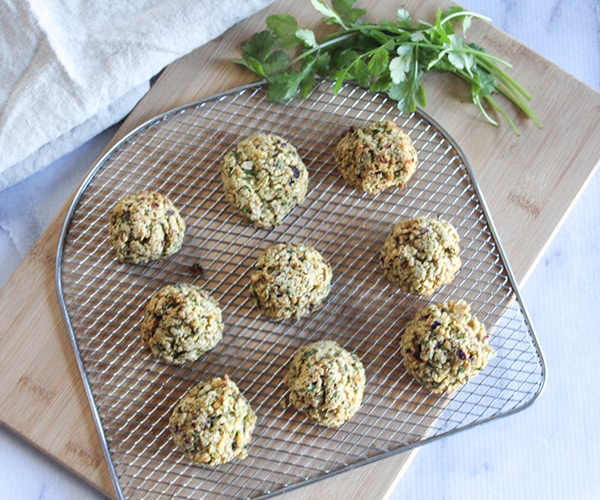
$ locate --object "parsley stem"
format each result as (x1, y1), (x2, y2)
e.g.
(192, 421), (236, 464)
(474, 95), (499, 127)
(490, 80), (538, 124)
(455, 68), (520, 132)
(504, 88), (543, 128)
(323, 24), (378, 37)
(442, 12), (492, 24)
(290, 33), (356, 66)
(477, 61), (542, 128)
(463, 49), (512, 68)
(485, 95), (520, 135)
(476, 58), (532, 99)
(491, 79), (542, 130)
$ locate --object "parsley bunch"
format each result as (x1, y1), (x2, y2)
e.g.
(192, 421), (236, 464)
(233, 0), (542, 135)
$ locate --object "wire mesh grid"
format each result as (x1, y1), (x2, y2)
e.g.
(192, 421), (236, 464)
(57, 81), (545, 500)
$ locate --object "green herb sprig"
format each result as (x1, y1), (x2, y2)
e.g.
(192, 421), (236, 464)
(232, 0), (542, 135)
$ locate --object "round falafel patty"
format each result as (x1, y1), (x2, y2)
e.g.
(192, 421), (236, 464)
(141, 284), (223, 364)
(284, 340), (365, 427)
(220, 134), (308, 229)
(380, 217), (461, 297)
(109, 190), (185, 264)
(334, 120), (418, 195)
(169, 376), (256, 465)
(400, 300), (496, 393)
(249, 243), (332, 320)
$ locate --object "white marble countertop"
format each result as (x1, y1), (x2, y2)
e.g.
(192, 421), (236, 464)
(1, 0), (599, 498)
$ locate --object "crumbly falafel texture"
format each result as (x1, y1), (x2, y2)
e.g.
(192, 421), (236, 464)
(334, 120), (418, 195)
(381, 217), (461, 296)
(250, 243), (332, 320)
(109, 190), (185, 264)
(284, 340), (365, 427)
(169, 376), (256, 465)
(221, 134), (308, 229)
(141, 284), (223, 364)
(400, 300), (496, 393)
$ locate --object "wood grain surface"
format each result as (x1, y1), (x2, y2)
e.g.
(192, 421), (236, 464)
(1, 0), (600, 498)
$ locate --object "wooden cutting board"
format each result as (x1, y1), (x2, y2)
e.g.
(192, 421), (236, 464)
(1, 0), (600, 498)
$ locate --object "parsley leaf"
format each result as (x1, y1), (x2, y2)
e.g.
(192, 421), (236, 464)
(462, 15), (472, 36)
(396, 9), (412, 29)
(379, 19), (398, 32)
(388, 66), (423, 114)
(241, 30), (277, 63)
(471, 66), (497, 97)
(447, 35), (474, 71)
(388, 80), (416, 114)
(311, 0), (346, 27)
(313, 52), (332, 78)
(332, 66), (351, 93)
(469, 42), (486, 53)
(263, 50), (291, 76)
(370, 73), (392, 93)
(389, 46), (413, 84)
(350, 58), (371, 87)
(266, 14), (300, 49)
(433, 8), (451, 44)
(337, 49), (361, 68)
(296, 29), (318, 48)
(368, 46), (389, 76)
(332, 0), (366, 25)
(267, 58), (315, 102)
(300, 72), (317, 98)
(441, 6), (465, 21)
(415, 82), (427, 107)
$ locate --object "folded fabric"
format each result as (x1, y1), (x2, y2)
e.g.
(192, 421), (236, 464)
(0, 0), (273, 191)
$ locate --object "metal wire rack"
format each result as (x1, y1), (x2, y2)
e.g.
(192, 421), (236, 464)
(56, 81), (546, 500)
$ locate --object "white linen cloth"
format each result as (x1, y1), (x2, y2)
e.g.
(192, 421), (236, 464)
(0, 0), (273, 191)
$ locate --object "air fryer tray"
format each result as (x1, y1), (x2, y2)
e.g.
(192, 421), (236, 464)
(56, 81), (546, 500)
